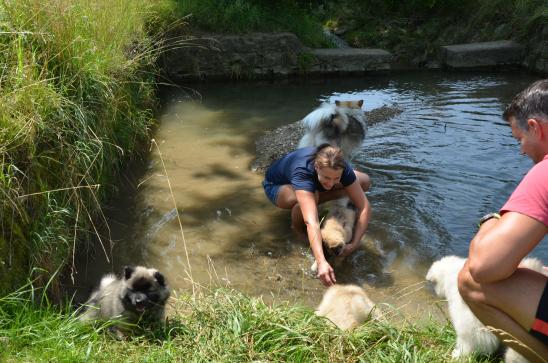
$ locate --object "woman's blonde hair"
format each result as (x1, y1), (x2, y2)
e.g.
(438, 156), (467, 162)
(313, 144), (346, 170)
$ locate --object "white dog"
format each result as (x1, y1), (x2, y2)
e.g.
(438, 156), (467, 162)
(504, 348), (529, 363)
(316, 284), (378, 330)
(298, 100), (367, 157)
(426, 255), (544, 361)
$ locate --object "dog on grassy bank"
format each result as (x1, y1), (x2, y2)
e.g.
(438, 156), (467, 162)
(80, 266), (170, 335)
(426, 255), (544, 362)
(298, 100), (367, 157)
(316, 284), (379, 330)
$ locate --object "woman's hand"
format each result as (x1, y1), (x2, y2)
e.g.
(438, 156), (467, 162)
(339, 241), (360, 257)
(345, 178), (371, 256)
(317, 260), (336, 286)
(294, 189), (335, 286)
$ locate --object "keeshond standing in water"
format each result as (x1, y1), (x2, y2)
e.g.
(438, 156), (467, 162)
(80, 265), (170, 334)
(298, 100), (367, 158)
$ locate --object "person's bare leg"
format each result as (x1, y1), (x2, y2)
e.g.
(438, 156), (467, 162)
(290, 204), (307, 241)
(318, 170), (371, 204)
(275, 185), (297, 209)
(356, 170), (371, 191)
(458, 262), (548, 362)
(275, 185), (319, 241)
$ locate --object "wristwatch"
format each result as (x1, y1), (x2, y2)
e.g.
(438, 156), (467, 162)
(478, 212), (501, 228)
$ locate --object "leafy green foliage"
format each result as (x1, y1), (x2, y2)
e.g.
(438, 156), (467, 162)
(315, 0), (546, 62)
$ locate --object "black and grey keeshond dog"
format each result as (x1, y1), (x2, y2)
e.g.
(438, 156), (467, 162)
(298, 100), (367, 157)
(80, 266), (170, 332)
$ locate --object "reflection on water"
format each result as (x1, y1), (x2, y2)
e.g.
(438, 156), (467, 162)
(72, 71), (545, 319)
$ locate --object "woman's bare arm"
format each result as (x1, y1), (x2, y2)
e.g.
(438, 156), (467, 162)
(295, 189), (336, 286)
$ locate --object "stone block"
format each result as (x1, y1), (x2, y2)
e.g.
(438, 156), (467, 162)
(310, 48), (393, 74)
(441, 40), (524, 68)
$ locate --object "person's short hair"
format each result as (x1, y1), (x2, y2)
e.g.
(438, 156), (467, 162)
(503, 79), (548, 130)
(314, 144), (346, 170)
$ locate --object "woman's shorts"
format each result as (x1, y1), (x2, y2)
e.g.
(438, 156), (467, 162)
(262, 180), (281, 206)
(530, 280), (548, 346)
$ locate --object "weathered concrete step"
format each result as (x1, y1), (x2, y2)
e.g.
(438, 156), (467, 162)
(160, 32), (394, 81)
(441, 40), (524, 68)
(310, 48), (393, 73)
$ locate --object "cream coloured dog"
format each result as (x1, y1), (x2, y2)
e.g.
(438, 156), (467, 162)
(316, 284), (378, 330)
(311, 199), (356, 274)
(321, 201), (356, 256)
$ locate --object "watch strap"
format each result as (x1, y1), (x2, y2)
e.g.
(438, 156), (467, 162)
(478, 212), (501, 228)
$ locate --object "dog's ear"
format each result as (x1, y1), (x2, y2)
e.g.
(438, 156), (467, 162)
(124, 266), (135, 280)
(153, 271), (166, 287)
(335, 100), (341, 106)
(357, 100), (363, 108)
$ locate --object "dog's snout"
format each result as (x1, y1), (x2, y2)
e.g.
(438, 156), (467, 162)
(132, 292), (147, 304)
(333, 245), (344, 256)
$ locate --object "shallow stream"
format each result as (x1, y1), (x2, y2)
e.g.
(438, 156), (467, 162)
(73, 70), (545, 319)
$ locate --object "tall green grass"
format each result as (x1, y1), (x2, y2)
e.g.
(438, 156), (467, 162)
(1, 286), (500, 362)
(0, 0), (172, 295)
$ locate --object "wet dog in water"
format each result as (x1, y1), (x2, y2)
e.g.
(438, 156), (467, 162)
(298, 100), (367, 158)
(311, 199), (356, 273)
(80, 265), (170, 335)
(321, 200), (356, 256)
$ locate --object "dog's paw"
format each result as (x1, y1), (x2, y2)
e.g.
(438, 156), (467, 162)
(311, 261), (318, 274)
(451, 345), (474, 360)
(451, 347), (464, 359)
(108, 326), (127, 340)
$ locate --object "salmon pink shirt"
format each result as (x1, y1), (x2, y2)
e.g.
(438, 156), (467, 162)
(500, 154), (548, 227)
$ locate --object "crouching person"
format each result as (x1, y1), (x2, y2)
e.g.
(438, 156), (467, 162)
(458, 79), (548, 362)
(262, 144), (371, 287)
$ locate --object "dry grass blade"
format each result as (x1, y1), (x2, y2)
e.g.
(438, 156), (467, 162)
(151, 138), (195, 295)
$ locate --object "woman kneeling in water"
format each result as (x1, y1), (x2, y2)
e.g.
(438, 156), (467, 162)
(262, 144), (371, 286)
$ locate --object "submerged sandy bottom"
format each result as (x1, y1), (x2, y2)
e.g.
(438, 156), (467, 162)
(114, 101), (442, 320)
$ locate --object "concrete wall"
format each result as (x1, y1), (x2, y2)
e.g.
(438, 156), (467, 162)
(160, 32), (547, 82)
(159, 33), (393, 82)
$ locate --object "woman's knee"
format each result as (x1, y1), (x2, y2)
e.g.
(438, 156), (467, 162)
(276, 185), (297, 209)
(357, 171), (371, 192)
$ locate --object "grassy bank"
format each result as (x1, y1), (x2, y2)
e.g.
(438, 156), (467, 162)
(169, 0), (332, 48)
(0, 0), (175, 294)
(1, 286), (498, 362)
(172, 0), (546, 65)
